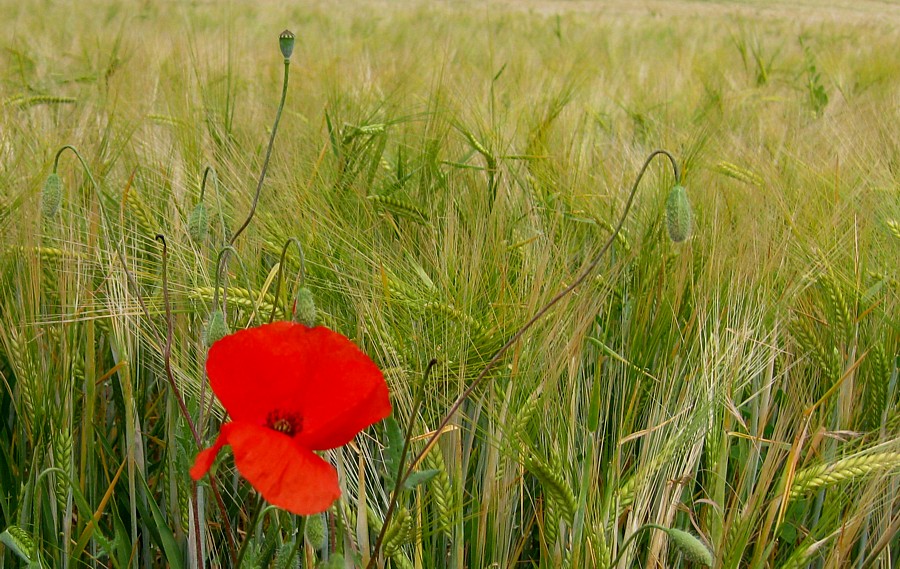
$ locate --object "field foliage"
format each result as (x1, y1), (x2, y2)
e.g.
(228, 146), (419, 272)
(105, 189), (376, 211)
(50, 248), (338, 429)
(0, 1), (898, 567)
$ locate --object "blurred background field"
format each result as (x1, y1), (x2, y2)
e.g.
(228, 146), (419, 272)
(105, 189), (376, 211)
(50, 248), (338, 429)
(0, 0), (898, 567)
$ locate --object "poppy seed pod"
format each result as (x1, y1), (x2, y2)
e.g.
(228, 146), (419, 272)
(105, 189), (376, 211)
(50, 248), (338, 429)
(665, 184), (692, 243)
(41, 173), (62, 218)
(292, 287), (317, 327)
(304, 513), (327, 550)
(665, 528), (713, 565)
(279, 30), (295, 60)
(188, 202), (209, 244)
(203, 309), (230, 347)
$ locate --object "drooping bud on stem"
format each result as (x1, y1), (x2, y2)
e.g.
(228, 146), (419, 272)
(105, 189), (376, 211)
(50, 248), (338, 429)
(665, 184), (692, 242)
(304, 513), (327, 551)
(41, 172), (62, 218)
(292, 287), (317, 327)
(229, 31), (293, 247)
(268, 236), (309, 324)
(665, 527), (713, 565)
(188, 202), (209, 244)
(609, 524), (713, 567)
(203, 309), (230, 347)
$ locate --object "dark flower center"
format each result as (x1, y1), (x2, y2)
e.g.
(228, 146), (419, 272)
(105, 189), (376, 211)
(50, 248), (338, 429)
(265, 410), (303, 436)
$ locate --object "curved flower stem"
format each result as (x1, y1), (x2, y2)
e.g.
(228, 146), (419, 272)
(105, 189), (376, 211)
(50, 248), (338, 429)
(609, 524), (668, 567)
(267, 237), (306, 323)
(53, 145), (155, 321)
(366, 149), (680, 566)
(200, 166), (230, 247)
(212, 246), (235, 319)
(157, 235), (201, 445)
(199, 166), (211, 203)
(653, 149), (681, 185)
(211, 245), (252, 322)
(228, 58), (291, 247)
(368, 359), (438, 567)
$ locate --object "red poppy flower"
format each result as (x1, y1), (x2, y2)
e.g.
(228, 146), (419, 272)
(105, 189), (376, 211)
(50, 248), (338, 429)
(190, 321), (391, 515)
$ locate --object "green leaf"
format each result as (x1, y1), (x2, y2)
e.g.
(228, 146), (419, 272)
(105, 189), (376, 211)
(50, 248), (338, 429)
(137, 475), (186, 569)
(383, 415), (404, 484)
(403, 469), (441, 490)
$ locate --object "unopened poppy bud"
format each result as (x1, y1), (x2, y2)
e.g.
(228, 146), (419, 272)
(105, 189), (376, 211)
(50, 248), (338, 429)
(321, 554), (344, 569)
(665, 528), (713, 565)
(42, 172), (62, 218)
(187, 202), (209, 244)
(203, 309), (230, 346)
(292, 287), (317, 327)
(665, 184), (692, 243)
(279, 30), (295, 60)
(304, 513), (326, 550)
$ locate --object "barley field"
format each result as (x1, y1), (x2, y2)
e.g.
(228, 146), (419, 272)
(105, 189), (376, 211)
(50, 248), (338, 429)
(0, 0), (898, 567)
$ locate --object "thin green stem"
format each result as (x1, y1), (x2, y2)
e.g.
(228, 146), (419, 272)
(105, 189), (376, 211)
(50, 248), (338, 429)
(367, 359), (438, 569)
(157, 234), (203, 567)
(52, 145), (153, 321)
(609, 524), (667, 568)
(268, 237), (306, 323)
(199, 166), (212, 202)
(156, 235), (201, 445)
(204, 166), (230, 247)
(368, 149), (680, 564)
(229, 59), (290, 246)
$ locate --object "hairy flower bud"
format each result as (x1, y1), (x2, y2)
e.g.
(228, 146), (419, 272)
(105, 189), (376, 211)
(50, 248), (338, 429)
(188, 202), (209, 244)
(203, 309), (230, 347)
(321, 554), (344, 569)
(41, 173), (62, 218)
(292, 287), (317, 327)
(304, 513), (326, 550)
(666, 528), (713, 565)
(665, 184), (692, 243)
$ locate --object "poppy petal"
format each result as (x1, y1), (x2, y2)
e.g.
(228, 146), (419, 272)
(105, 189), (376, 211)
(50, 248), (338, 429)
(226, 422), (341, 515)
(294, 374), (391, 450)
(206, 322), (391, 449)
(190, 427), (230, 480)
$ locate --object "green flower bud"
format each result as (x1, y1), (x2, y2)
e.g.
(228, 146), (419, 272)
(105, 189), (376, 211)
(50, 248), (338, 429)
(272, 540), (297, 569)
(321, 554), (344, 569)
(292, 287), (317, 327)
(41, 172), (62, 218)
(304, 513), (326, 551)
(665, 184), (692, 243)
(279, 30), (295, 60)
(665, 528), (713, 566)
(187, 202), (209, 244)
(203, 309), (230, 347)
